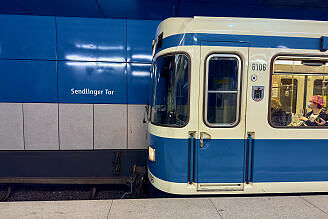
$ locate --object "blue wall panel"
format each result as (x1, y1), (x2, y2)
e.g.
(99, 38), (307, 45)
(0, 14), (159, 104)
(0, 0), (28, 15)
(173, 0), (195, 17)
(127, 63), (152, 104)
(58, 61), (127, 104)
(0, 15), (56, 60)
(55, 0), (102, 18)
(0, 60), (57, 102)
(195, 3), (258, 17)
(14, 0), (56, 16)
(57, 17), (126, 62)
(98, 0), (172, 20)
(127, 20), (160, 63)
(321, 14), (328, 21)
(251, 6), (326, 20)
(97, 0), (127, 19)
(125, 0), (172, 20)
(0, 0), (327, 21)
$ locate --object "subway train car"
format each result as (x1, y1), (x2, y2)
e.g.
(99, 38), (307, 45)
(147, 17), (328, 194)
(0, 15), (159, 185)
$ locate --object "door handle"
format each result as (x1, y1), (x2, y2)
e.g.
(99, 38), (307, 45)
(188, 131), (196, 184)
(245, 132), (255, 184)
(200, 132), (211, 148)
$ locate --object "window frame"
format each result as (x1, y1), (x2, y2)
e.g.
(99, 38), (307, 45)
(149, 52), (191, 128)
(268, 54), (328, 129)
(203, 53), (242, 128)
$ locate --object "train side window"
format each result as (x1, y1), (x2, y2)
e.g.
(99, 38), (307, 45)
(270, 57), (328, 128)
(204, 54), (241, 127)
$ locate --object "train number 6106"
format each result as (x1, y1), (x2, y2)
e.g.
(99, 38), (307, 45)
(252, 63), (267, 71)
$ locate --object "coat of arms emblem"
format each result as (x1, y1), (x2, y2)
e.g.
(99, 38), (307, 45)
(252, 86), (264, 102)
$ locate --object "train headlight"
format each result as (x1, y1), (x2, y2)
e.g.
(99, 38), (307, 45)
(148, 146), (156, 162)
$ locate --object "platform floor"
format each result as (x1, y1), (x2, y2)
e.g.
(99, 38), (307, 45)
(1, 195), (328, 218)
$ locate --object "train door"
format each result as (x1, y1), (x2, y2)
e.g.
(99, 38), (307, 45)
(197, 42), (249, 191)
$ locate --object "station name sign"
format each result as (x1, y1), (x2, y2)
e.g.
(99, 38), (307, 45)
(71, 88), (114, 97)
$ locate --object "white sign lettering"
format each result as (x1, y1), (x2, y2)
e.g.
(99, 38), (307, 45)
(71, 88), (114, 97)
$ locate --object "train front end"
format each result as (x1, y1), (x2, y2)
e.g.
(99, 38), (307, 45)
(147, 18), (198, 194)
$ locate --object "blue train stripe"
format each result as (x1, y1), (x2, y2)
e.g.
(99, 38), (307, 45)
(157, 33), (323, 52)
(148, 134), (328, 184)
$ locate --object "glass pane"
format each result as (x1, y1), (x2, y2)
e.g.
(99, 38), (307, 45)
(208, 57), (238, 91)
(207, 93), (237, 124)
(151, 54), (189, 127)
(275, 60), (326, 74)
(279, 78), (298, 114)
(313, 78), (328, 99)
(270, 76), (296, 126)
(313, 79), (323, 95)
(271, 57), (328, 127)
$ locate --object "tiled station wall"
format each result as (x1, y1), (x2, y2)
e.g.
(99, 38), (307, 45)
(0, 15), (160, 150)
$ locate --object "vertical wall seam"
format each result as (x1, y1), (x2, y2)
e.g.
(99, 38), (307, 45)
(174, 0), (181, 17)
(126, 64), (129, 149)
(247, 0), (266, 16)
(126, 19), (129, 149)
(94, 0), (106, 18)
(11, 0), (31, 14)
(93, 104), (95, 150)
(55, 16), (61, 150)
(58, 103), (60, 150)
(22, 103), (25, 150)
(125, 19), (128, 63)
(55, 16), (59, 103)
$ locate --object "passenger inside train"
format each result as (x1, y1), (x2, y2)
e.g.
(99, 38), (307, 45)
(270, 99), (289, 127)
(270, 57), (328, 127)
(299, 95), (328, 126)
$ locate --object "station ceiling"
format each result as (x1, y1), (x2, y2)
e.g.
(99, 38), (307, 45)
(1, 0), (328, 21)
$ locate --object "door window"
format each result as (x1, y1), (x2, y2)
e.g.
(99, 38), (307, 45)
(204, 54), (242, 127)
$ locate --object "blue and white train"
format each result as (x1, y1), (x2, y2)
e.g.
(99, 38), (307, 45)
(147, 17), (328, 194)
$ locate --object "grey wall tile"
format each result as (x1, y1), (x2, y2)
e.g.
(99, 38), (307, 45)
(59, 104), (93, 150)
(0, 103), (24, 150)
(94, 104), (127, 149)
(23, 103), (59, 150)
(128, 104), (147, 149)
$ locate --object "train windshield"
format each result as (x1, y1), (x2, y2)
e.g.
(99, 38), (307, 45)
(151, 54), (189, 127)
